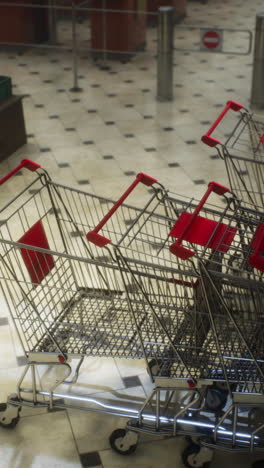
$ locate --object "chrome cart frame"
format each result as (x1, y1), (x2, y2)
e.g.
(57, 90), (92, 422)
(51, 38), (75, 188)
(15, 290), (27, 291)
(1, 160), (264, 468)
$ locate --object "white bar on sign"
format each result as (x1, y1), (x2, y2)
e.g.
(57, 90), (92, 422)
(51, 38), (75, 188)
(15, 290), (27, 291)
(204, 38), (219, 43)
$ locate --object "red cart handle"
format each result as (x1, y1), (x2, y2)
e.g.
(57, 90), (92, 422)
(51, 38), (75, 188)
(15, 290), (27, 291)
(201, 100), (244, 147)
(0, 159), (41, 185)
(87, 173), (158, 247)
(169, 181), (230, 260)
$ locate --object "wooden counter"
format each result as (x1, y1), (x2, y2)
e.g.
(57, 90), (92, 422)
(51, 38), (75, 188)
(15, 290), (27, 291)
(0, 95), (27, 161)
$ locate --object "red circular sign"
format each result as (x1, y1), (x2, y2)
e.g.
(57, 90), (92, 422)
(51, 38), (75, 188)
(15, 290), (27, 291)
(202, 31), (221, 49)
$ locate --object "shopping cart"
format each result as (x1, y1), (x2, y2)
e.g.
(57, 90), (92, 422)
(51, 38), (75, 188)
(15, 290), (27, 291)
(201, 99), (264, 209)
(1, 160), (264, 468)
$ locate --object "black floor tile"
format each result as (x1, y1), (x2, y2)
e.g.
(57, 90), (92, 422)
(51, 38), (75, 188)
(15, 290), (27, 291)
(193, 179), (206, 185)
(16, 356), (28, 367)
(0, 317), (8, 326)
(103, 155), (114, 159)
(122, 375), (141, 388)
(210, 154), (220, 159)
(40, 148), (51, 152)
(80, 451), (102, 468)
(70, 230), (83, 237)
(77, 180), (90, 185)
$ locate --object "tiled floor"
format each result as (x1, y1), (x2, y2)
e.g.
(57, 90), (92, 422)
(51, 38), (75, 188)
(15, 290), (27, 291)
(1, 0), (264, 467)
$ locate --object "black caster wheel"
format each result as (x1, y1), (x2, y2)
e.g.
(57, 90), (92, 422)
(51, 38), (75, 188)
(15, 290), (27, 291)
(147, 359), (162, 377)
(205, 386), (228, 412)
(248, 408), (264, 430)
(147, 359), (171, 378)
(252, 462), (264, 468)
(182, 441), (213, 468)
(0, 403), (20, 429)
(109, 428), (139, 456)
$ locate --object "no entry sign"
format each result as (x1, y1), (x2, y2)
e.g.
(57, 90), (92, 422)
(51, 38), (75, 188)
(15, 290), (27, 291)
(200, 29), (223, 52)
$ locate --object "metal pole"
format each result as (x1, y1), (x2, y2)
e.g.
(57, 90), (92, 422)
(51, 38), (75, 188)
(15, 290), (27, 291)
(251, 12), (264, 109)
(70, 0), (82, 92)
(102, 0), (107, 64)
(48, 0), (58, 44)
(99, 0), (110, 70)
(157, 7), (174, 102)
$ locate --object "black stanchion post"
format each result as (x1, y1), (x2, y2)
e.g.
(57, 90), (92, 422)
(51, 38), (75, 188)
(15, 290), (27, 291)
(48, 0), (58, 45)
(70, 0), (82, 92)
(251, 12), (264, 109)
(157, 6), (174, 102)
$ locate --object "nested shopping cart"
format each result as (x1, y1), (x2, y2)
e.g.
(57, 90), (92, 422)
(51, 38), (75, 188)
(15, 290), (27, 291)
(201, 99), (264, 210)
(1, 160), (264, 468)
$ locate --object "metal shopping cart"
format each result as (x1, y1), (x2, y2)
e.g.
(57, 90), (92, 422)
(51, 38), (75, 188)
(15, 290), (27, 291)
(1, 160), (264, 468)
(201, 100), (264, 209)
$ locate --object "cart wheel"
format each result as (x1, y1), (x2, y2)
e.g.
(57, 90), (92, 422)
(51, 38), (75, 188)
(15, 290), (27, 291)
(205, 386), (228, 412)
(248, 408), (264, 430)
(109, 428), (138, 455)
(147, 359), (170, 377)
(147, 359), (161, 377)
(182, 441), (213, 468)
(0, 403), (20, 429)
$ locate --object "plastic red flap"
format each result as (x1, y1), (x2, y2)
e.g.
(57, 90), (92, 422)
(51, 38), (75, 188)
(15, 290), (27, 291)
(18, 220), (54, 285)
(250, 223), (264, 251)
(169, 212), (237, 252)
(249, 224), (264, 272)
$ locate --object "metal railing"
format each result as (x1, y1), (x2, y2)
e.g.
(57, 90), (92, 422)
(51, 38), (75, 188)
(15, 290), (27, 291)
(0, 1), (161, 96)
(0, 2), (260, 103)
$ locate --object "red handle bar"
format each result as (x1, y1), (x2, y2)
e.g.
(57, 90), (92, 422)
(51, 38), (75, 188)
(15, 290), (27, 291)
(0, 159), (41, 185)
(87, 173), (157, 247)
(201, 100), (244, 148)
